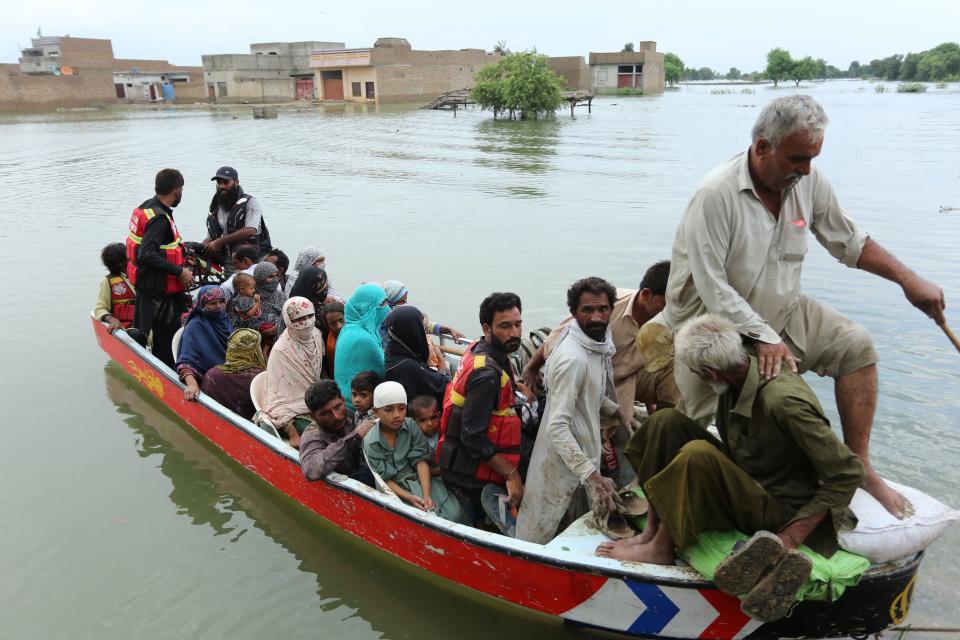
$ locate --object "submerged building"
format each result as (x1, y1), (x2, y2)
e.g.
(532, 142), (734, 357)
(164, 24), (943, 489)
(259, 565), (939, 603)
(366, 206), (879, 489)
(548, 41), (665, 95)
(310, 38), (497, 103)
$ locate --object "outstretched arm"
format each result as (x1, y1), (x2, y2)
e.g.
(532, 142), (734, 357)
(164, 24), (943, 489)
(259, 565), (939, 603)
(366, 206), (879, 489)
(857, 238), (946, 324)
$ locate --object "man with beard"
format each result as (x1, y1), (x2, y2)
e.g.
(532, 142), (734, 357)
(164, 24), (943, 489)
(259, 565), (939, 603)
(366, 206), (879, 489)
(598, 315), (863, 622)
(437, 292), (527, 525)
(202, 166), (271, 275)
(646, 94), (945, 519)
(515, 278), (623, 544)
(129, 168), (194, 368)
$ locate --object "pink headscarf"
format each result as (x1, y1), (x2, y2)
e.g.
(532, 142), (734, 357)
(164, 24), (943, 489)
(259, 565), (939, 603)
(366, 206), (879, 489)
(263, 297), (324, 425)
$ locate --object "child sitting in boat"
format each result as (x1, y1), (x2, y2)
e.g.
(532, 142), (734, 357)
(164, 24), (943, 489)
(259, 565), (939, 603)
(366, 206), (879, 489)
(228, 274), (279, 340)
(363, 382), (466, 523)
(95, 243), (140, 339)
(410, 395), (442, 478)
(350, 370), (381, 426)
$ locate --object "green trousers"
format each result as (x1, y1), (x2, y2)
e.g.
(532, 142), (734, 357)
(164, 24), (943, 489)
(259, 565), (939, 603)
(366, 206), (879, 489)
(624, 409), (792, 550)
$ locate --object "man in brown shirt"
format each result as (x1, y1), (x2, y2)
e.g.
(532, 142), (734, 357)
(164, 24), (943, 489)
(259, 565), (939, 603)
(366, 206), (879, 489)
(299, 380), (375, 487)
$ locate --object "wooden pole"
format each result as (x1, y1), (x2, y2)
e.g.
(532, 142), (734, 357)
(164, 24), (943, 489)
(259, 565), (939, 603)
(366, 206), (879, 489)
(940, 322), (960, 354)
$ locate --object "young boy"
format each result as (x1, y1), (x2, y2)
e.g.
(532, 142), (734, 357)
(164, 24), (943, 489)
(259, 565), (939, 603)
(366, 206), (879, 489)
(350, 370), (382, 426)
(362, 382), (466, 523)
(96, 243), (136, 333)
(410, 395), (442, 477)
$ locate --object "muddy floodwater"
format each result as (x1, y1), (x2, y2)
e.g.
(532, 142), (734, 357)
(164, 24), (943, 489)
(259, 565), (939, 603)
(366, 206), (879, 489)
(1, 80), (958, 639)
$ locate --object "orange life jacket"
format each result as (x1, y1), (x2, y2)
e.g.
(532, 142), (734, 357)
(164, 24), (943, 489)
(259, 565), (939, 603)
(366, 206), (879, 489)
(438, 341), (522, 484)
(125, 202), (186, 293)
(107, 274), (136, 328)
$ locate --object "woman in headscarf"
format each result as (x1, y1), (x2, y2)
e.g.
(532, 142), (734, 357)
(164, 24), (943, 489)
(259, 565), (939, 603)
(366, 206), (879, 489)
(177, 286), (232, 402)
(285, 246), (341, 300)
(263, 297), (325, 448)
(384, 305), (451, 406)
(201, 328), (267, 420)
(288, 266), (330, 322)
(253, 261), (287, 319)
(334, 283), (391, 409)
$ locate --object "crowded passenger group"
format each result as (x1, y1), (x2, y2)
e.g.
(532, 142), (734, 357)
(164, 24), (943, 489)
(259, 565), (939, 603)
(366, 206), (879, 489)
(97, 95), (948, 623)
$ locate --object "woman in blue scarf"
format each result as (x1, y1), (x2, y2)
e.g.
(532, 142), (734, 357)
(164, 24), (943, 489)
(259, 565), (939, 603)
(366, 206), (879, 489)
(334, 283), (390, 409)
(177, 286), (233, 401)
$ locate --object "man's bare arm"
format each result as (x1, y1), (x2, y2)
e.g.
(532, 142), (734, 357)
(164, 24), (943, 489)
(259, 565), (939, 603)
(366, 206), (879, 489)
(857, 237), (945, 324)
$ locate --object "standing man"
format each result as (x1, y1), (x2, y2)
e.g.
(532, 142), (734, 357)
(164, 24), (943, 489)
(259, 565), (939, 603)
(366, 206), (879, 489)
(437, 292), (526, 524)
(202, 166), (271, 275)
(128, 168), (194, 368)
(652, 94), (945, 518)
(515, 277), (624, 544)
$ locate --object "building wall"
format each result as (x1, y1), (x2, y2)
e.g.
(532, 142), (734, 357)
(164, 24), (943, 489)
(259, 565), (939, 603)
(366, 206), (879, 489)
(588, 43), (665, 94)
(202, 50), (323, 102)
(548, 56), (590, 91)
(370, 47), (496, 103)
(0, 63), (116, 111)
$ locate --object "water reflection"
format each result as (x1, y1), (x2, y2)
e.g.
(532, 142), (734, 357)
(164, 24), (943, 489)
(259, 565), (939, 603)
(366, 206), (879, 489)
(474, 119), (561, 175)
(102, 364), (597, 640)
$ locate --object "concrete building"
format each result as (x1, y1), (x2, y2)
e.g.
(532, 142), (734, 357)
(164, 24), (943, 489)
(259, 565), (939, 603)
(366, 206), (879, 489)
(589, 41), (664, 94)
(202, 41), (344, 103)
(1, 35), (204, 111)
(310, 38), (497, 104)
(547, 57), (592, 92)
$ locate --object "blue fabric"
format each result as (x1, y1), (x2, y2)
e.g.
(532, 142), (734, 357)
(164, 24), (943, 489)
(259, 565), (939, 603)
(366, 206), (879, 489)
(177, 286), (232, 377)
(335, 284), (389, 408)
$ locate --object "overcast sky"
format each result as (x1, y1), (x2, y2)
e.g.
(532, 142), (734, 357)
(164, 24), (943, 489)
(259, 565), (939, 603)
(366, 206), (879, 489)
(4, 0), (958, 72)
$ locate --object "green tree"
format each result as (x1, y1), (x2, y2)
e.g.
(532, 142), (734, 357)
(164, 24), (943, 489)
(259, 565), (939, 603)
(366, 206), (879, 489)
(848, 60), (862, 77)
(622, 42), (635, 53)
(726, 66), (741, 80)
(493, 40), (509, 55)
(815, 58), (828, 79)
(472, 51), (564, 120)
(765, 48), (794, 87)
(698, 67), (716, 80)
(789, 56), (819, 86)
(664, 52), (684, 87)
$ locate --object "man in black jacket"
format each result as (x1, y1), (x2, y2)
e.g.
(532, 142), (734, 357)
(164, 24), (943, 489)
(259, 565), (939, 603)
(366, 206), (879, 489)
(132, 169), (194, 368)
(201, 166), (271, 275)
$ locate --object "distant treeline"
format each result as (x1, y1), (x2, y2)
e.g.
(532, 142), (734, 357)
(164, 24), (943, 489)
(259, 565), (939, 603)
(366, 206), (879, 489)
(665, 42), (960, 85)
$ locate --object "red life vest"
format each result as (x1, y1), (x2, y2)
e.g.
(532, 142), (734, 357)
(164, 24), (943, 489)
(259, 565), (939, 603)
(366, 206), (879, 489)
(125, 203), (186, 293)
(438, 341), (522, 484)
(107, 275), (136, 328)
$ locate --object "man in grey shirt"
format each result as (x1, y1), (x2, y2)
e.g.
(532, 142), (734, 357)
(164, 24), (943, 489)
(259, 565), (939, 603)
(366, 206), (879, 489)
(202, 166), (271, 275)
(649, 95), (944, 519)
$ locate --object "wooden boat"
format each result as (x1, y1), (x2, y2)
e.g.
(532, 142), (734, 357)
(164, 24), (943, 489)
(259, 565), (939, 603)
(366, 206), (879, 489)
(92, 314), (922, 639)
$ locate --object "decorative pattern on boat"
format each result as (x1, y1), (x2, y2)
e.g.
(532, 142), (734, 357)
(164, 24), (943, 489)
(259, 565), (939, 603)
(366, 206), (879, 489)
(561, 578), (763, 639)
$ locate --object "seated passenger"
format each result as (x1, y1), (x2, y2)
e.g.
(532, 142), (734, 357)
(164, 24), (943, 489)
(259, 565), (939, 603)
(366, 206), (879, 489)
(437, 293), (526, 525)
(176, 286), (232, 401)
(253, 261), (287, 319)
(95, 242), (137, 334)
(363, 382), (467, 523)
(263, 297), (324, 448)
(286, 246), (341, 300)
(220, 245), (259, 298)
(264, 248), (290, 291)
(382, 279), (466, 342)
(596, 315), (864, 622)
(289, 266), (331, 324)
(384, 305), (451, 406)
(334, 283), (390, 409)
(320, 301), (345, 378)
(350, 370), (382, 425)
(410, 395), (442, 477)
(299, 379), (376, 487)
(201, 328), (266, 420)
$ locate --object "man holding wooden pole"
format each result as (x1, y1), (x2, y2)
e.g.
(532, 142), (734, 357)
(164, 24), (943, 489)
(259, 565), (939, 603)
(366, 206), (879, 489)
(646, 94), (946, 519)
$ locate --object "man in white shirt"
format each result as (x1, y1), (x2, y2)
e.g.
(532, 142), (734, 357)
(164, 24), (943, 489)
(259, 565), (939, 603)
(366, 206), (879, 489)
(651, 94), (944, 518)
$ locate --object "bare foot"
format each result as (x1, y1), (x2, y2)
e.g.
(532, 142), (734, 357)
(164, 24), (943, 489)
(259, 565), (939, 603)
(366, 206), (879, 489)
(597, 539), (675, 564)
(862, 471), (909, 519)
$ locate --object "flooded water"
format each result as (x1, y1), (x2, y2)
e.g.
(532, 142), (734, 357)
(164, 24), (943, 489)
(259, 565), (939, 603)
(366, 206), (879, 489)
(1, 80), (958, 638)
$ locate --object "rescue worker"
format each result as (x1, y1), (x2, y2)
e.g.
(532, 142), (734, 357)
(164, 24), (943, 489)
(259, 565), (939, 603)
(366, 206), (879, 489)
(201, 166), (271, 275)
(128, 168), (193, 368)
(437, 292), (526, 525)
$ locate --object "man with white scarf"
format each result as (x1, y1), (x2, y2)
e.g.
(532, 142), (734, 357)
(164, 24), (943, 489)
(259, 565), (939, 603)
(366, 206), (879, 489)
(516, 277), (625, 544)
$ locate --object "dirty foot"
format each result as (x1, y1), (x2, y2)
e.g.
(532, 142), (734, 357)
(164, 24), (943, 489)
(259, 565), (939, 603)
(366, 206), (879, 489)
(596, 539), (674, 565)
(596, 531), (651, 555)
(862, 471), (911, 519)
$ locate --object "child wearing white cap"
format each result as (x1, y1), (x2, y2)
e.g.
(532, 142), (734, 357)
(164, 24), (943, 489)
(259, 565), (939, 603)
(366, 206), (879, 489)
(362, 382), (466, 524)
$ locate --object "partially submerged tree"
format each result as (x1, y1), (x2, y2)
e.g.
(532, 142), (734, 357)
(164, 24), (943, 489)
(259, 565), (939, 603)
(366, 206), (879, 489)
(472, 51), (564, 120)
(664, 52), (684, 87)
(790, 56), (819, 86)
(765, 48), (794, 87)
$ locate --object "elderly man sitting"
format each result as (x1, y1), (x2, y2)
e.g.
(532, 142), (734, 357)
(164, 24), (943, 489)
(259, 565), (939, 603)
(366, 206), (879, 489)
(597, 314), (864, 622)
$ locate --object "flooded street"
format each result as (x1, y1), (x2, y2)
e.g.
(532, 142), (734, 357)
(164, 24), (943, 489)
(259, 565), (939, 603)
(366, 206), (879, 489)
(1, 80), (958, 638)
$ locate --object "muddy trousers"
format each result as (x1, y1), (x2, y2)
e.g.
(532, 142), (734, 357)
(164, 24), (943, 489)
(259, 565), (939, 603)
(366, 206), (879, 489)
(624, 409), (791, 550)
